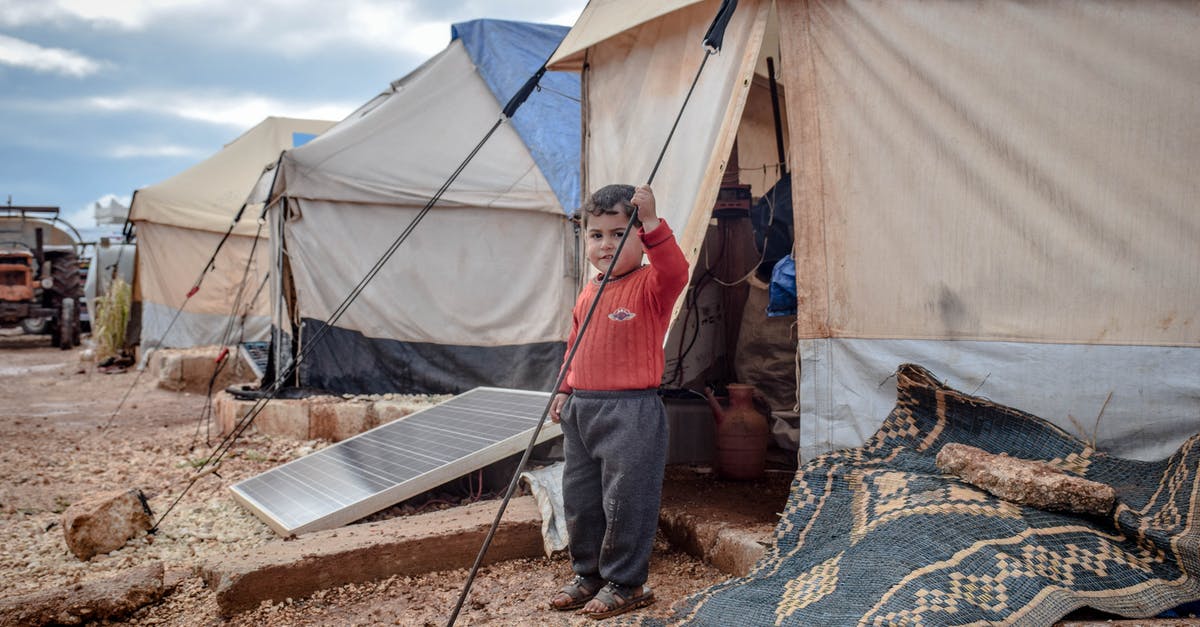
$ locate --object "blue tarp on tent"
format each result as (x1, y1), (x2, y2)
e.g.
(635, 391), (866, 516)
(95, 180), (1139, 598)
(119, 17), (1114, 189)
(452, 19), (581, 214)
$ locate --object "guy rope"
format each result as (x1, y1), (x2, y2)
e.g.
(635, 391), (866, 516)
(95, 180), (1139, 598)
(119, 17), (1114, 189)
(151, 47), (570, 531)
(95, 200), (258, 436)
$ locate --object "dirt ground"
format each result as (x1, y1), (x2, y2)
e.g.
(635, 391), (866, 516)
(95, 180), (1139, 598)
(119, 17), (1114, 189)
(0, 337), (739, 625)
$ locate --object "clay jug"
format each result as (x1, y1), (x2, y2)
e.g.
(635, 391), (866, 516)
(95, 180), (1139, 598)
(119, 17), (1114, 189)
(704, 383), (770, 480)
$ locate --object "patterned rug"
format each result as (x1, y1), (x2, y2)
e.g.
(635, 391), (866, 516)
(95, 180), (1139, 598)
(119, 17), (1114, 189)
(631, 364), (1200, 626)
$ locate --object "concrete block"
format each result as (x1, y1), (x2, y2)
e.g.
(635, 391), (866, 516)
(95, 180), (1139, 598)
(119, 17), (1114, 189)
(707, 527), (772, 577)
(213, 392), (257, 437)
(0, 562), (164, 626)
(373, 400), (416, 425)
(202, 496), (543, 617)
(658, 506), (771, 577)
(150, 347), (257, 394)
(148, 351), (183, 391)
(253, 399), (310, 441)
(308, 400), (376, 442)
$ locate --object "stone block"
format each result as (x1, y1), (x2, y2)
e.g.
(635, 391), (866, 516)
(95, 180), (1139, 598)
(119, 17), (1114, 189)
(936, 442), (1116, 516)
(61, 489), (153, 561)
(0, 562), (163, 626)
(148, 350), (183, 391)
(308, 400), (376, 442)
(658, 506), (770, 577)
(151, 347), (257, 394)
(213, 392), (257, 437)
(373, 400), (417, 425)
(201, 496), (543, 616)
(252, 399), (311, 441)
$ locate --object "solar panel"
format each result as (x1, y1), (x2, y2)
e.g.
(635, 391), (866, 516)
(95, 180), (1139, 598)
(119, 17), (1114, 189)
(238, 341), (270, 379)
(230, 387), (559, 536)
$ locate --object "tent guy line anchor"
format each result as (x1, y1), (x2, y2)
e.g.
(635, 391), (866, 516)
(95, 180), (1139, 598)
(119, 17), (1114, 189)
(447, 1), (739, 624)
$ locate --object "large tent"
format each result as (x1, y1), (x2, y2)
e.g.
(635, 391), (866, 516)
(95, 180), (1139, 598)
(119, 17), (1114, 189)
(128, 117), (333, 351)
(549, 0), (1200, 461)
(265, 20), (580, 395)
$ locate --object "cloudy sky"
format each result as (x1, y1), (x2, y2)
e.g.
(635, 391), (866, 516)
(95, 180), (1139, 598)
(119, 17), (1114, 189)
(0, 0), (586, 240)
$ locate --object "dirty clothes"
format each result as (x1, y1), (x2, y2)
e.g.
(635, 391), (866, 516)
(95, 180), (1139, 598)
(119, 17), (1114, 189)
(560, 389), (668, 587)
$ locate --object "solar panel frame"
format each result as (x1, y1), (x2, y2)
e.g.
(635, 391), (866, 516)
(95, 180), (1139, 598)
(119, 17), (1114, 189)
(230, 387), (559, 536)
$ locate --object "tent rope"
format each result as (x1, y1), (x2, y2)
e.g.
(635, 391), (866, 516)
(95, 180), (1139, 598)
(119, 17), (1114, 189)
(448, 2), (739, 623)
(153, 116), (512, 531)
(161, 27), (590, 520)
(191, 221), (268, 450)
(94, 212), (248, 437)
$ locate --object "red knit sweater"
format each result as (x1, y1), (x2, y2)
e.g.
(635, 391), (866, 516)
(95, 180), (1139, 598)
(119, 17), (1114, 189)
(558, 220), (689, 393)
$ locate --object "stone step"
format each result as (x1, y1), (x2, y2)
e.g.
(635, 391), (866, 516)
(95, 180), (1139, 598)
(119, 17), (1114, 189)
(202, 496), (543, 617)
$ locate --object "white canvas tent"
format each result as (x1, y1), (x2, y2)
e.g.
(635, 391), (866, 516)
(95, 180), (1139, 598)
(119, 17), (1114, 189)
(550, 0), (1200, 461)
(265, 20), (580, 395)
(128, 117), (333, 351)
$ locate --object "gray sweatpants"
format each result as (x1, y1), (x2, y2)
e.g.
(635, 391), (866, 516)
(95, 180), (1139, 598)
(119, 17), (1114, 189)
(560, 389), (668, 587)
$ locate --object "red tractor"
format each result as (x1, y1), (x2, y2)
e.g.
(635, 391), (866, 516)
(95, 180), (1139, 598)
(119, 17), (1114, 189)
(0, 205), (85, 348)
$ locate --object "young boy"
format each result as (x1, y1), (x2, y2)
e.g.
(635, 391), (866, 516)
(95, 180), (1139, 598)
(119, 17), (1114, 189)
(548, 183), (689, 619)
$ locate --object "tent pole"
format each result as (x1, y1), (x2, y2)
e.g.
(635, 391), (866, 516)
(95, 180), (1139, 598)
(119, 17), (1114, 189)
(766, 56), (787, 175)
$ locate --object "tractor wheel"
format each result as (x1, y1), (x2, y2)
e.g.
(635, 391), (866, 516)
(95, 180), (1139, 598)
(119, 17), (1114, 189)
(44, 252), (84, 348)
(58, 298), (78, 349)
(20, 317), (49, 335)
(47, 252), (84, 301)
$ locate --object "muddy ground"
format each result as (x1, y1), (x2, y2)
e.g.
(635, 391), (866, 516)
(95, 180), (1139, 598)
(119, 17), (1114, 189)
(0, 337), (738, 625)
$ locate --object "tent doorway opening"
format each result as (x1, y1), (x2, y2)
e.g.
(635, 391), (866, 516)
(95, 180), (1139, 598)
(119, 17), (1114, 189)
(656, 42), (799, 472)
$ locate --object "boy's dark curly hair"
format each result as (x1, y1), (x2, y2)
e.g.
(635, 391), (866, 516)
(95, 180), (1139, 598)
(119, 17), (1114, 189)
(581, 184), (640, 227)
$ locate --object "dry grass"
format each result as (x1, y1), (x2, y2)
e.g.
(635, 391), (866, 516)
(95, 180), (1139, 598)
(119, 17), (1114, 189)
(92, 276), (131, 361)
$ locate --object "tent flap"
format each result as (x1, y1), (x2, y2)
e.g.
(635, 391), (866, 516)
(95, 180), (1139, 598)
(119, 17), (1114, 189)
(452, 20), (581, 213)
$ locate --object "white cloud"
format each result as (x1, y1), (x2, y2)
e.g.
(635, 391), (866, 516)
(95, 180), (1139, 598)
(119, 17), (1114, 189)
(268, 1), (587, 57)
(84, 91), (355, 128)
(541, 5), (587, 27)
(0, 34), (106, 77)
(107, 144), (202, 159)
(0, 0), (207, 30)
(345, 5), (450, 58)
(62, 207), (96, 231)
(1, 0), (587, 57)
(0, 2), (63, 27)
(56, 0), (206, 29)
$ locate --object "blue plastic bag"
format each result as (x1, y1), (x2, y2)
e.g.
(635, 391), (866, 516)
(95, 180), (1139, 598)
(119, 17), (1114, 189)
(767, 255), (796, 318)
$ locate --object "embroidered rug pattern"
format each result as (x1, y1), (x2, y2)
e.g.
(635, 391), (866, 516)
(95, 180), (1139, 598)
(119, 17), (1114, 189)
(628, 364), (1200, 626)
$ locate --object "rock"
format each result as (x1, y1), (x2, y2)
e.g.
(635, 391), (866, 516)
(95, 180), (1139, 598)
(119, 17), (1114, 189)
(149, 346), (256, 394)
(936, 443), (1116, 516)
(0, 561), (164, 627)
(61, 489), (153, 560)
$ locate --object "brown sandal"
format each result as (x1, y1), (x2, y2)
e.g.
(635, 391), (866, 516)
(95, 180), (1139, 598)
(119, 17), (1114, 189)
(580, 582), (655, 620)
(550, 575), (604, 611)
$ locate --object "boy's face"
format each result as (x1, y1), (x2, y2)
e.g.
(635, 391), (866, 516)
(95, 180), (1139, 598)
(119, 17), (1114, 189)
(585, 210), (645, 277)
